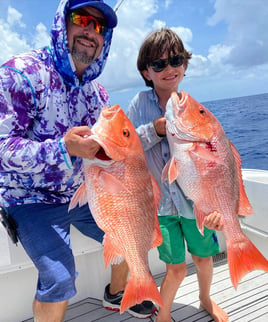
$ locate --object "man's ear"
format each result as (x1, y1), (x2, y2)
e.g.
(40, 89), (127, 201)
(141, 69), (151, 81)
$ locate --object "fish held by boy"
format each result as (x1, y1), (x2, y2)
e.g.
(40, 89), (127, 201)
(162, 90), (268, 289)
(69, 104), (163, 313)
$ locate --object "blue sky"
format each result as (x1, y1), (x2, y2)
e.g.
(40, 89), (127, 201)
(0, 0), (268, 107)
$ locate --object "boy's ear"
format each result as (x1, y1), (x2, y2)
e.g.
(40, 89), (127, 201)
(141, 69), (151, 81)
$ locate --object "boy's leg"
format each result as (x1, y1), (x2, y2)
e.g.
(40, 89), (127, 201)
(192, 255), (229, 322)
(156, 263), (186, 322)
(182, 217), (228, 322)
(156, 216), (186, 322)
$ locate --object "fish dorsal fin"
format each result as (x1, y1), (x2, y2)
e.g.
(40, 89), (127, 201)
(150, 175), (163, 248)
(68, 182), (88, 211)
(230, 141), (253, 216)
(150, 173), (162, 209)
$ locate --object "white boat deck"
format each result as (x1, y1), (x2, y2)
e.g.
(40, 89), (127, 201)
(22, 253), (268, 322)
(2, 169), (267, 322)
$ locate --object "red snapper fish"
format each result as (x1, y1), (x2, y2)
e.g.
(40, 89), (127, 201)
(162, 90), (268, 288)
(69, 104), (163, 313)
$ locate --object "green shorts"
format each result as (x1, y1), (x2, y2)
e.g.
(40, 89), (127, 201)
(157, 215), (220, 264)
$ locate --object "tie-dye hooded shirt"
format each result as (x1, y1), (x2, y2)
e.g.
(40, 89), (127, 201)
(0, 0), (114, 206)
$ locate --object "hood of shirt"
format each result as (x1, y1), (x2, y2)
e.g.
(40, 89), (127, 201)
(50, 0), (114, 87)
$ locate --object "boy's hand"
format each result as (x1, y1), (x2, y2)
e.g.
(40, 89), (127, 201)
(204, 211), (224, 231)
(153, 117), (166, 137)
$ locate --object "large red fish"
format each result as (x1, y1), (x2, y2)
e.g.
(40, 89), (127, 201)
(69, 104), (163, 313)
(162, 90), (268, 288)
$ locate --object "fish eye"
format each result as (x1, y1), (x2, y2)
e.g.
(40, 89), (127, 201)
(200, 109), (206, 115)
(123, 129), (130, 137)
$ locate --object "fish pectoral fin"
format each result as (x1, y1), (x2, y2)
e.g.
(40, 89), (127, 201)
(162, 157), (178, 183)
(161, 160), (170, 182)
(230, 142), (253, 216)
(99, 171), (131, 194)
(68, 182), (88, 211)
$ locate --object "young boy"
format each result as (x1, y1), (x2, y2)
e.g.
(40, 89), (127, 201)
(127, 28), (229, 322)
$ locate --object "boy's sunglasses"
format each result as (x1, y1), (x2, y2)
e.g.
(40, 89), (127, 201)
(150, 55), (185, 72)
(69, 11), (107, 35)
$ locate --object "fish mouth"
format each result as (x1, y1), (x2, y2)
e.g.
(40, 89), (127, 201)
(95, 147), (111, 161)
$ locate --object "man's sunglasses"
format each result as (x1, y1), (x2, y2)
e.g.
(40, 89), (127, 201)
(149, 55), (185, 72)
(69, 11), (107, 35)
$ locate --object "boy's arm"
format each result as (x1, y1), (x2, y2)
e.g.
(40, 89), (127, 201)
(127, 99), (163, 152)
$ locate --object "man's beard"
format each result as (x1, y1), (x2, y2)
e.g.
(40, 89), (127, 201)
(71, 36), (99, 65)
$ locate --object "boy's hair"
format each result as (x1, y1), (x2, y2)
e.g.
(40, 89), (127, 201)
(137, 28), (192, 88)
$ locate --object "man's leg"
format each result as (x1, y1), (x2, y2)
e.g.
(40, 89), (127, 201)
(109, 260), (129, 294)
(9, 204), (77, 321)
(33, 300), (68, 322)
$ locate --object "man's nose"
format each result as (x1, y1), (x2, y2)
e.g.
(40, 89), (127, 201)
(83, 21), (96, 33)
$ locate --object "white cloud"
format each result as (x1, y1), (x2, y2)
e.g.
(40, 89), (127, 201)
(0, 6), (50, 64)
(100, 0), (195, 92)
(207, 0), (268, 67)
(99, 0), (159, 91)
(7, 6), (25, 27)
(0, 8), (30, 63)
(33, 23), (50, 49)
(1, 0), (267, 101)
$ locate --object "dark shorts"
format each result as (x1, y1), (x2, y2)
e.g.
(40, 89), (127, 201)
(157, 216), (220, 264)
(8, 203), (104, 302)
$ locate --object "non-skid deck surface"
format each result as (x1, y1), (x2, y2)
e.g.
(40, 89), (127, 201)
(23, 257), (268, 322)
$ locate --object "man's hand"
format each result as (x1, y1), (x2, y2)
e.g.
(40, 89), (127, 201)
(153, 117), (166, 137)
(204, 211), (224, 231)
(64, 126), (100, 159)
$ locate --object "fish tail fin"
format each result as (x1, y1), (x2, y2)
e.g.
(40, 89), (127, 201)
(227, 235), (268, 289)
(120, 274), (163, 314)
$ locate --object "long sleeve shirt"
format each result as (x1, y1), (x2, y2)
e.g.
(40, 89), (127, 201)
(0, 0), (114, 207)
(127, 89), (194, 219)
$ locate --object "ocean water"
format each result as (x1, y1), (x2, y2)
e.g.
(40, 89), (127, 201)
(203, 93), (268, 171)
